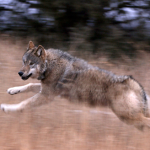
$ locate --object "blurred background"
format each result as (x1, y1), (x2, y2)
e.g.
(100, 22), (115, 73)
(1, 0), (150, 55)
(1, 0), (150, 150)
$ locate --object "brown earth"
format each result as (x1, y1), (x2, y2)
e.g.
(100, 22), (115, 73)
(0, 36), (150, 150)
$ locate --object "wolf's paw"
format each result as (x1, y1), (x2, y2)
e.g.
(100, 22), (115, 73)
(0, 103), (23, 113)
(7, 87), (21, 95)
(1, 104), (9, 112)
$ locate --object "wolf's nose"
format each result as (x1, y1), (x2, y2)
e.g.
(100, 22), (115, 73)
(18, 71), (24, 77)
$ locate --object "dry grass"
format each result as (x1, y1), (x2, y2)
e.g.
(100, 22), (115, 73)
(0, 36), (150, 150)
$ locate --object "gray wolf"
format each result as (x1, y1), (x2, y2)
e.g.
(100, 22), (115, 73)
(1, 41), (150, 131)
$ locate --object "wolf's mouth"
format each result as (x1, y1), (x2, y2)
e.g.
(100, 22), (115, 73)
(22, 73), (32, 80)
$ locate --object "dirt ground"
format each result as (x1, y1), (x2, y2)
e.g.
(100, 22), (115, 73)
(0, 36), (150, 150)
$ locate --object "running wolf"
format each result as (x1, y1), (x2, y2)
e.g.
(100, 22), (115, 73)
(1, 41), (150, 130)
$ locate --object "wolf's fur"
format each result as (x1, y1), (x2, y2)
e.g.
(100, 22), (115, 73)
(1, 41), (150, 130)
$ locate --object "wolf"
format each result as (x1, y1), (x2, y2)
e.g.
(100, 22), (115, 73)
(1, 41), (150, 130)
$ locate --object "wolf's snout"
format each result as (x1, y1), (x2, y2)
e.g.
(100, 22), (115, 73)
(18, 71), (24, 77)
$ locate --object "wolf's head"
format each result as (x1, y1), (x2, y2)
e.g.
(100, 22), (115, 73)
(18, 41), (47, 80)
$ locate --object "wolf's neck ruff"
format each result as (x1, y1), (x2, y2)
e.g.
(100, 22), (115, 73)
(37, 59), (48, 80)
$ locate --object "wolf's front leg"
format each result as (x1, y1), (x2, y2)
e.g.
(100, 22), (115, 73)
(7, 83), (41, 95)
(1, 93), (52, 112)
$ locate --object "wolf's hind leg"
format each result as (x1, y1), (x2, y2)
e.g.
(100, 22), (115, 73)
(7, 83), (41, 95)
(133, 116), (150, 131)
(141, 116), (150, 129)
(1, 93), (52, 112)
(134, 124), (144, 131)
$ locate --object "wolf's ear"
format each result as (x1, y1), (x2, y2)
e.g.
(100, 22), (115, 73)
(35, 45), (46, 58)
(28, 41), (35, 49)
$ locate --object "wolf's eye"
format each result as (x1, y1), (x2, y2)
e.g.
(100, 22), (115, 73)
(29, 62), (34, 66)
